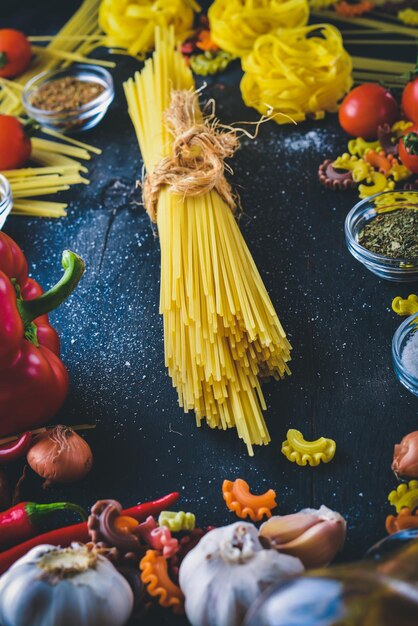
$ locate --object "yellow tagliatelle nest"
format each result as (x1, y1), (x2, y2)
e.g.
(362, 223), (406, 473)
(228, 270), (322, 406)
(241, 23), (353, 124)
(208, 0), (309, 58)
(99, 0), (200, 56)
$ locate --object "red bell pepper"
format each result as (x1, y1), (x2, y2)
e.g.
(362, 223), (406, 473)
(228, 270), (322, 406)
(0, 232), (84, 436)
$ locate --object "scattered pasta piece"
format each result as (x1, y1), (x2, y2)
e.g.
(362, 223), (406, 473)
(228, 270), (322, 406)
(208, 0), (308, 58)
(386, 508), (418, 535)
(348, 137), (381, 157)
(388, 480), (418, 513)
(281, 429), (336, 467)
(99, 0), (199, 57)
(136, 516), (179, 559)
(158, 511), (196, 532)
(392, 120), (414, 136)
(358, 170), (395, 199)
(241, 24), (352, 124)
(398, 8), (418, 25)
(140, 549), (185, 613)
(334, 1), (374, 17)
(392, 295), (418, 317)
(364, 150), (393, 176)
(222, 479), (277, 521)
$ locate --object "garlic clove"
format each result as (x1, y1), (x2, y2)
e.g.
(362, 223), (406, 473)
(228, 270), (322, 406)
(259, 506), (346, 569)
(260, 513), (322, 545)
(392, 431), (418, 479)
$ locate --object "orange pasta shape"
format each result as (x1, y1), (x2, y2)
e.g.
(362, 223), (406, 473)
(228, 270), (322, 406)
(222, 478), (277, 521)
(140, 549), (184, 613)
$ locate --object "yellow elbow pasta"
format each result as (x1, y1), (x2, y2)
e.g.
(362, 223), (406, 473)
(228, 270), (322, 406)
(99, 0), (200, 56)
(282, 429), (336, 466)
(208, 0), (308, 58)
(392, 295), (418, 317)
(158, 511), (196, 532)
(241, 24), (352, 124)
(388, 481), (418, 513)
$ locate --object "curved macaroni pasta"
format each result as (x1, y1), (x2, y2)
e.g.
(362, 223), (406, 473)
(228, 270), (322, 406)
(158, 511), (196, 532)
(140, 549), (185, 613)
(208, 0), (308, 58)
(282, 429), (336, 467)
(241, 24), (352, 124)
(99, 0), (200, 57)
(388, 480), (418, 513)
(386, 508), (418, 535)
(392, 295), (418, 317)
(222, 478), (277, 521)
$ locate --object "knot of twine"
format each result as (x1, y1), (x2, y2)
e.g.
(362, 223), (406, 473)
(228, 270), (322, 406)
(142, 90), (239, 223)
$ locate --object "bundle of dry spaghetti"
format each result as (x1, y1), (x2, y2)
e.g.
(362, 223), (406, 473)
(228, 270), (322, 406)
(124, 27), (291, 454)
(0, 0), (110, 116)
(2, 132), (99, 218)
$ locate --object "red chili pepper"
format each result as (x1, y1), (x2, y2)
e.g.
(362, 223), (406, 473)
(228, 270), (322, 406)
(0, 492), (179, 574)
(0, 432), (32, 464)
(0, 232), (85, 436)
(0, 501), (86, 551)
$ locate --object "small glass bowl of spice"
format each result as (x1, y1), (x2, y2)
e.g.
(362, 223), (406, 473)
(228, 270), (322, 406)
(22, 64), (114, 133)
(345, 190), (418, 282)
(392, 313), (418, 397)
(0, 175), (12, 230)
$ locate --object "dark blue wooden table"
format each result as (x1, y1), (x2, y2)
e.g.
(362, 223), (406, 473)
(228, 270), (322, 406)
(3, 2), (418, 624)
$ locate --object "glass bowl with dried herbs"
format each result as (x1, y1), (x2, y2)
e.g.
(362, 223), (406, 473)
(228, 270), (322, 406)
(22, 64), (114, 133)
(345, 190), (418, 282)
(392, 312), (418, 397)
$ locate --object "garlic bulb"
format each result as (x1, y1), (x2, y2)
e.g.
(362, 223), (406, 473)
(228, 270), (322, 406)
(0, 544), (133, 626)
(179, 522), (304, 626)
(259, 505), (346, 568)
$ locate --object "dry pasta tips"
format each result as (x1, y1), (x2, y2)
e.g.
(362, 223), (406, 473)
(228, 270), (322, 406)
(208, 0), (309, 58)
(241, 23), (353, 124)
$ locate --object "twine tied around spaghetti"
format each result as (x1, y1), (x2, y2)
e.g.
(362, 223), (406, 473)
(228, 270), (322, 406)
(142, 89), (240, 223)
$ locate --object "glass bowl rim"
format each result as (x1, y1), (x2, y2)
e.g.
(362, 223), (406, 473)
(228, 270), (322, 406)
(392, 311), (418, 386)
(0, 174), (12, 209)
(344, 189), (418, 266)
(22, 63), (114, 118)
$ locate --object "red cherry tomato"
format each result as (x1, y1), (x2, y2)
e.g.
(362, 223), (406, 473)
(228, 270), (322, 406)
(0, 115), (32, 170)
(0, 29), (32, 78)
(402, 77), (418, 124)
(338, 83), (399, 140)
(398, 124), (418, 174)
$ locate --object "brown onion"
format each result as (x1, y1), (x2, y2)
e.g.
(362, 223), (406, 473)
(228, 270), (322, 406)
(392, 431), (418, 479)
(27, 425), (93, 486)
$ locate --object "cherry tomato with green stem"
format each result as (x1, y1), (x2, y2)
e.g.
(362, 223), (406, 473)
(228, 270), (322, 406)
(398, 124), (418, 174)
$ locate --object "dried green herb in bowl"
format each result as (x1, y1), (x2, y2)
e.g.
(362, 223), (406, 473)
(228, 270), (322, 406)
(358, 209), (418, 260)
